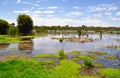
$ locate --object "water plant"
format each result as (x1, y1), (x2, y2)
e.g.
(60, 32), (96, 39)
(89, 51), (106, 56)
(83, 59), (93, 68)
(70, 51), (80, 54)
(98, 68), (120, 78)
(104, 55), (116, 60)
(59, 49), (65, 58)
(59, 38), (63, 43)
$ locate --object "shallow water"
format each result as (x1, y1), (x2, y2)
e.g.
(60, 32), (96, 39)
(0, 33), (120, 68)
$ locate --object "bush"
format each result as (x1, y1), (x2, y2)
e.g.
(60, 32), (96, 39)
(0, 19), (9, 35)
(8, 26), (18, 36)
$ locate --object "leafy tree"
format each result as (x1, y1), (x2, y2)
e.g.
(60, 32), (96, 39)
(17, 14), (33, 36)
(0, 19), (9, 34)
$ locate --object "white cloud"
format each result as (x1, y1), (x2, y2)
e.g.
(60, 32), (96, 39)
(68, 12), (82, 16)
(13, 10), (29, 13)
(116, 12), (120, 16)
(48, 6), (58, 9)
(109, 17), (120, 21)
(88, 4), (118, 12)
(31, 14), (105, 26)
(33, 10), (55, 14)
(94, 13), (102, 17)
(33, 11), (42, 14)
(17, 0), (21, 4)
(43, 11), (55, 13)
(104, 12), (112, 16)
(73, 6), (79, 10)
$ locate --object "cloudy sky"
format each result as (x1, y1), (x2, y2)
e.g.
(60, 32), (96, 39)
(0, 0), (120, 27)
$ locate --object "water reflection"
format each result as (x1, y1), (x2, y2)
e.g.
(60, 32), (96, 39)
(18, 40), (33, 51)
(0, 43), (9, 50)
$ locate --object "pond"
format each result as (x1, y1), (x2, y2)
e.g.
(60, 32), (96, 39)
(0, 33), (120, 68)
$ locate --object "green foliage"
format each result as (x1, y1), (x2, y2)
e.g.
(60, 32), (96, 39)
(59, 49), (65, 58)
(0, 19), (9, 35)
(8, 26), (18, 36)
(99, 68), (120, 78)
(17, 14), (33, 36)
(0, 58), (49, 78)
(49, 60), (81, 78)
(84, 59), (93, 68)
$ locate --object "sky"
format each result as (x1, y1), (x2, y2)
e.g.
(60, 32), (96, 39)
(0, 0), (120, 27)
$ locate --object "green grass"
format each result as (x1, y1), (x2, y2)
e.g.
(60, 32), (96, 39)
(59, 49), (65, 58)
(70, 51), (80, 54)
(0, 58), (49, 78)
(32, 54), (53, 58)
(104, 55), (116, 60)
(83, 59), (93, 68)
(98, 68), (120, 78)
(88, 51), (106, 56)
(49, 60), (81, 78)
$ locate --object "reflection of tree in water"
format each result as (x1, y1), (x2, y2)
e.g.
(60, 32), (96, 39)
(18, 40), (33, 51)
(0, 43), (9, 50)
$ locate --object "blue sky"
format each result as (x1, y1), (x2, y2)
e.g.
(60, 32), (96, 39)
(0, 0), (120, 27)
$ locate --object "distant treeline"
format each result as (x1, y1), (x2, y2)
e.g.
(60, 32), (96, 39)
(34, 25), (120, 33)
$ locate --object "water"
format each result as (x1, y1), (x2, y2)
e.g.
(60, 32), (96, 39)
(0, 33), (120, 68)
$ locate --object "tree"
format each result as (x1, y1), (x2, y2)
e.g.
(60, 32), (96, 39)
(0, 19), (9, 34)
(17, 14), (33, 36)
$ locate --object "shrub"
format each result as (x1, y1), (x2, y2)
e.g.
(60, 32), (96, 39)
(8, 26), (18, 36)
(0, 19), (9, 35)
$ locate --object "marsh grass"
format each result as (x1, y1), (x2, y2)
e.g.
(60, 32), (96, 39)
(0, 58), (49, 78)
(59, 49), (65, 58)
(32, 54), (53, 58)
(104, 55), (117, 60)
(49, 60), (81, 78)
(88, 51), (106, 56)
(98, 68), (120, 78)
(84, 59), (93, 68)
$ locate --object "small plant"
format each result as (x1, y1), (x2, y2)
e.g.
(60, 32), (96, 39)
(59, 49), (65, 58)
(59, 38), (63, 43)
(84, 59), (93, 68)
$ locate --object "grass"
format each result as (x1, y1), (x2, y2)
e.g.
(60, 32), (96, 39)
(98, 68), (120, 78)
(104, 55), (117, 60)
(0, 58), (49, 78)
(59, 49), (65, 58)
(49, 60), (81, 78)
(32, 54), (53, 58)
(0, 35), (20, 43)
(70, 51), (80, 54)
(88, 51), (106, 56)
(0, 57), (119, 78)
(83, 59), (93, 68)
